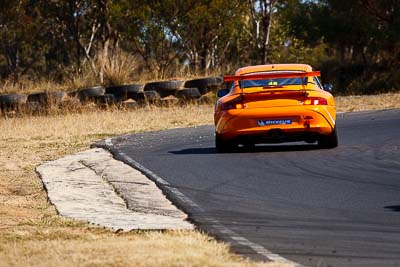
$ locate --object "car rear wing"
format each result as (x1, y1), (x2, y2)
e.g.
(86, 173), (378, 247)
(223, 71), (321, 82)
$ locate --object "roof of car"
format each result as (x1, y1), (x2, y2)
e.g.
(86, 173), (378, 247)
(235, 64), (313, 75)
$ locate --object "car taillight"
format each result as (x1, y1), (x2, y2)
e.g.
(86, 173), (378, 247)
(303, 97), (328, 105)
(221, 98), (245, 110)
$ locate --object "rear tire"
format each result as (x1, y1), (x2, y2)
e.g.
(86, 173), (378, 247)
(215, 134), (236, 153)
(318, 127), (338, 149)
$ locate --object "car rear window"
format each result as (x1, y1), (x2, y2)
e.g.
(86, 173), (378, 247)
(240, 77), (306, 89)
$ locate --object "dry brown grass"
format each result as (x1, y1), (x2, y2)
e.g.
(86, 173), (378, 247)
(335, 92), (400, 112)
(0, 51), (138, 95)
(0, 105), (287, 267)
(0, 79), (70, 94)
(102, 50), (138, 86)
(0, 231), (290, 267)
(0, 93), (399, 266)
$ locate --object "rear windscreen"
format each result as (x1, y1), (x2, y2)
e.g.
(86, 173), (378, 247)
(240, 77), (307, 89)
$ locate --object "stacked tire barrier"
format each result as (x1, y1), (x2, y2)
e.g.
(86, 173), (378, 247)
(0, 76), (222, 115)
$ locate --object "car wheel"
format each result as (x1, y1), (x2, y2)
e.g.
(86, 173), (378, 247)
(318, 127), (338, 149)
(215, 134), (236, 153)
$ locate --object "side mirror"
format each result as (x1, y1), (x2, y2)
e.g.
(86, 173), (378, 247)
(323, 84), (333, 92)
(217, 89), (229, 98)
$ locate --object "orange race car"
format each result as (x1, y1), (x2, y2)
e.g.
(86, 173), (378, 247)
(214, 64), (338, 152)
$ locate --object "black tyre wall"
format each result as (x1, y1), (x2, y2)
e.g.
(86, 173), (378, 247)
(184, 77), (223, 95)
(143, 91), (161, 103)
(93, 94), (116, 105)
(175, 88), (201, 99)
(0, 94), (27, 109)
(77, 86), (105, 102)
(144, 80), (183, 97)
(27, 91), (67, 105)
(105, 84), (144, 101)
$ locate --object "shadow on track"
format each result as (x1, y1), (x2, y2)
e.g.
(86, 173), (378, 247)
(169, 144), (319, 155)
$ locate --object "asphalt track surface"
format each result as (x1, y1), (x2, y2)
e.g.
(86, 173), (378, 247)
(104, 109), (400, 267)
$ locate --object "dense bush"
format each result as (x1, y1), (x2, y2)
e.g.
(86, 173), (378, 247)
(0, 0), (398, 95)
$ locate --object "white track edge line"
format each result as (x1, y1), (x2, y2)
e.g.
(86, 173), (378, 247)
(105, 138), (113, 147)
(104, 138), (303, 266)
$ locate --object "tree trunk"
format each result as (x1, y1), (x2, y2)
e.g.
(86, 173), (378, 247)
(260, 0), (274, 64)
(192, 50), (199, 74)
(99, 0), (111, 84)
(5, 45), (19, 84)
(248, 0), (275, 64)
(200, 48), (209, 75)
(68, 0), (82, 74)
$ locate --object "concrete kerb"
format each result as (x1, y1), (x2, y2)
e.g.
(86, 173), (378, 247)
(37, 147), (194, 231)
(95, 137), (302, 266)
(94, 138), (203, 220)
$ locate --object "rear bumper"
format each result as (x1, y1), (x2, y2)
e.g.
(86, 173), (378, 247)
(215, 106), (335, 143)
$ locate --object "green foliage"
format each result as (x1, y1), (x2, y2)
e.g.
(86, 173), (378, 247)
(0, 0), (47, 81)
(279, 0), (400, 94)
(0, 0), (398, 94)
